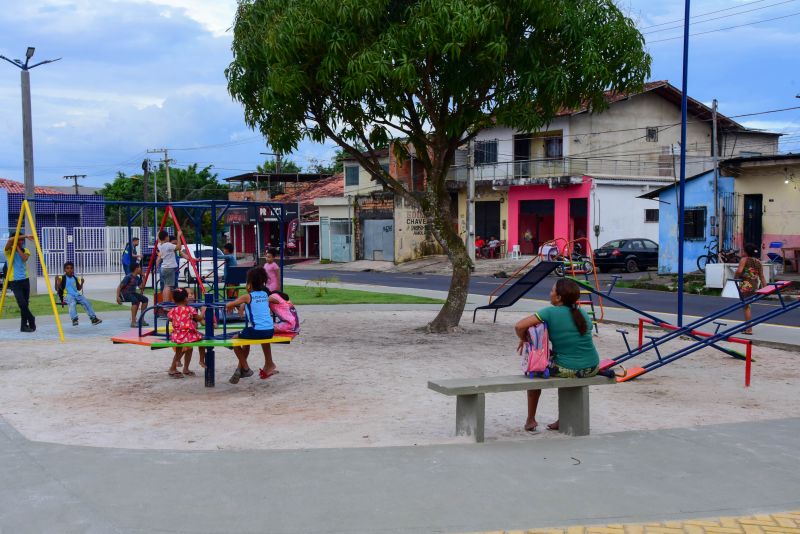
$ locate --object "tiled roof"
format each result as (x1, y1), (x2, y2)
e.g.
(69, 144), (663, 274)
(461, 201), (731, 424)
(0, 178), (66, 195)
(273, 173), (344, 217)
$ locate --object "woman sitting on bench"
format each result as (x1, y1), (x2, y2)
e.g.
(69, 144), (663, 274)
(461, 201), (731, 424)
(225, 268), (280, 384)
(515, 278), (599, 432)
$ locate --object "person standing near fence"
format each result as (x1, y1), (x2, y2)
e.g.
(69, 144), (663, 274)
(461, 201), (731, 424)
(121, 237), (141, 275)
(4, 234), (36, 332)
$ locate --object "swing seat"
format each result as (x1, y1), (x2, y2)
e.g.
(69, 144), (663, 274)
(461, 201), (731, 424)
(149, 334), (295, 350)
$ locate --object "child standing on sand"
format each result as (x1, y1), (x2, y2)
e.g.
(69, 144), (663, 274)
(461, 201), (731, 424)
(166, 288), (205, 378)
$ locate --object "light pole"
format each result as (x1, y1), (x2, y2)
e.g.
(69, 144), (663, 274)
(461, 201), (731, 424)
(1, 47), (61, 295)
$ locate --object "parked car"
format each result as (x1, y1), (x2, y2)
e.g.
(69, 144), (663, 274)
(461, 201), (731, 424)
(593, 238), (659, 273)
(178, 244), (226, 284)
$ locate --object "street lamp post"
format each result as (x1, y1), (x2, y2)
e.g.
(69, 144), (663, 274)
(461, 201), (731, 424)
(1, 47), (61, 295)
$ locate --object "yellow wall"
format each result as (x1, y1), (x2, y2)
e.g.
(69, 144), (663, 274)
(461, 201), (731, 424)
(733, 163), (800, 245)
(343, 158), (387, 195)
(456, 186), (510, 244)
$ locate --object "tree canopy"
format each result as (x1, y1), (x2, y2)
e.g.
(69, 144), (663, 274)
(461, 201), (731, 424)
(256, 158), (302, 174)
(227, 0), (651, 331)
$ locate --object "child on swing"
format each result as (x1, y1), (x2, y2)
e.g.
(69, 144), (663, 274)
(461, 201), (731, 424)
(166, 288), (206, 378)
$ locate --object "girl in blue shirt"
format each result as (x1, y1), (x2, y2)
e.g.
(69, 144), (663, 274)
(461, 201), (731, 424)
(225, 268), (280, 384)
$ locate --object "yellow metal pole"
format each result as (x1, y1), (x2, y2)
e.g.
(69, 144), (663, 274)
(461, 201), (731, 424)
(22, 200), (65, 341)
(0, 205), (27, 316)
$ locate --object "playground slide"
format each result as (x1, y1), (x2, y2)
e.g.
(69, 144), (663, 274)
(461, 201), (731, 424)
(472, 261), (560, 323)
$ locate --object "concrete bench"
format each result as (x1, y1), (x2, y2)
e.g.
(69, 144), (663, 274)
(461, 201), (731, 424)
(428, 375), (615, 442)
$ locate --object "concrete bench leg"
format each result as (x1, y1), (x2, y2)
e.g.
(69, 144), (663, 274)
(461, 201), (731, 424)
(558, 386), (590, 436)
(455, 393), (485, 443)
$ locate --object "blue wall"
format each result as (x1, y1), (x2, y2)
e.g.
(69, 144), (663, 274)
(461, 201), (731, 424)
(0, 189), (8, 238)
(657, 171), (734, 274)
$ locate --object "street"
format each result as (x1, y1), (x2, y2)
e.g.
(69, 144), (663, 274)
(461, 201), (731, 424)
(286, 267), (800, 328)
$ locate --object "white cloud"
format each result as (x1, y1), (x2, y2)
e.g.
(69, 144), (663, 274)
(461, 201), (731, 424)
(740, 120), (800, 133)
(122, 0), (237, 37)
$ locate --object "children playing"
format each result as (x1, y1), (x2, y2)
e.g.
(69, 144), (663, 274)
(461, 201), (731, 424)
(117, 263), (150, 328)
(225, 268), (279, 384)
(57, 262), (102, 327)
(166, 288), (205, 378)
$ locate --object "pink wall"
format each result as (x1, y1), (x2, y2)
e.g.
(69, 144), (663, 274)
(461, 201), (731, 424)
(508, 178), (592, 252)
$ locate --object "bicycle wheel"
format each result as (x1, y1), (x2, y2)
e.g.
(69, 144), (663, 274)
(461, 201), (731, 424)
(696, 254), (710, 272)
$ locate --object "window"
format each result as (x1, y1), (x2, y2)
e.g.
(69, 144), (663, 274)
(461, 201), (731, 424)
(643, 240), (658, 250)
(646, 127), (658, 142)
(345, 166), (359, 186)
(475, 140), (498, 165)
(544, 137), (563, 158)
(644, 209), (659, 223)
(684, 207), (707, 240)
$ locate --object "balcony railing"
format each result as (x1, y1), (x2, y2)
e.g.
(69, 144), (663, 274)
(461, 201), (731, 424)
(447, 157), (678, 184)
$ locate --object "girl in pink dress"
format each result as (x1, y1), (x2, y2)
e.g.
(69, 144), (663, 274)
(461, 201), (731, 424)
(166, 288), (205, 378)
(263, 250), (281, 293)
(270, 291), (300, 335)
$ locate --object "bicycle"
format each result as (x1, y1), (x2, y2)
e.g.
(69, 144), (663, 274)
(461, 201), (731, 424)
(696, 240), (741, 272)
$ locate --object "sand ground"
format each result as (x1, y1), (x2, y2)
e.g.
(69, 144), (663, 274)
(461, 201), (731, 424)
(0, 309), (797, 451)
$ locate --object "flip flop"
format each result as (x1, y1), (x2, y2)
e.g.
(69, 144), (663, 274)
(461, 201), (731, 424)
(168, 371), (184, 379)
(259, 368), (279, 379)
(182, 370), (196, 376)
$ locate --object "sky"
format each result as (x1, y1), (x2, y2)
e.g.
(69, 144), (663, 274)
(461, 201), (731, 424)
(0, 0), (799, 189)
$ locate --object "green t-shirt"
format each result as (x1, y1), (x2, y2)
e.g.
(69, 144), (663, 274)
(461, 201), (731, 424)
(535, 305), (599, 371)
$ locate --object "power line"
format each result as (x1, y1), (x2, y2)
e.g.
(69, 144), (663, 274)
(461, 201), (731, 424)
(638, 0), (773, 29)
(641, 0), (798, 35)
(647, 10), (800, 43)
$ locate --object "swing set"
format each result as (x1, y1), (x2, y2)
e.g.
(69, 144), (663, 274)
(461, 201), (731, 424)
(0, 199), (65, 341)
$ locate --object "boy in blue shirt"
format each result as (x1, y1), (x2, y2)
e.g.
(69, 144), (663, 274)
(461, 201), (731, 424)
(57, 262), (102, 327)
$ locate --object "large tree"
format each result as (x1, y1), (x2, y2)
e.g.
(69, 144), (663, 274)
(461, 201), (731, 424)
(226, 0), (650, 332)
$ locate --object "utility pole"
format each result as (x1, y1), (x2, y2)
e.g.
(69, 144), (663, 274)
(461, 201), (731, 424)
(260, 150), (283, 198)
(63, 174), (86, 195)
(676, 0), (691, 327)
(466, 140), (476, 262)
(711, 99), (719, 260)
(1, 47), (61, 296)
(147, 148), (172, 201)
(141, 159), (149, 231)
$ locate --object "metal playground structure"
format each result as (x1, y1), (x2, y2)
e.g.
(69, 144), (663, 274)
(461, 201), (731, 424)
(3, 197), (297, 387)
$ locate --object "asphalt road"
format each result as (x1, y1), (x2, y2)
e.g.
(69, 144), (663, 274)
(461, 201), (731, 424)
(285, 267), (800, 328)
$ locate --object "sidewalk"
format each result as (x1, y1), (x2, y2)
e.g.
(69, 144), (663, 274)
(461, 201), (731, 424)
(2, 415), (799, 533)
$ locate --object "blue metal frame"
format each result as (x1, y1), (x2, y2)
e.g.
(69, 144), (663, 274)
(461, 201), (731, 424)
(573, 277), (794, 364)
(31, 197), (292, 388)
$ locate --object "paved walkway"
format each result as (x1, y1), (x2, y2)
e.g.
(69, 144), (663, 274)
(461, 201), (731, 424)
(2, 416), (800, 533)
(484, 511), (800, 533)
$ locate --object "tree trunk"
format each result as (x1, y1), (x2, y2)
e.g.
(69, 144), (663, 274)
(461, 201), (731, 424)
(427, 242), (471, 332)
(422, 188), (472, 333)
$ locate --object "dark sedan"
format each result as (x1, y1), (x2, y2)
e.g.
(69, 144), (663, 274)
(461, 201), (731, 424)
(593, 238), (659, 273)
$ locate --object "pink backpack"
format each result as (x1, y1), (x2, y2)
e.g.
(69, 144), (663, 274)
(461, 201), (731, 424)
(522, 323), (551, 378)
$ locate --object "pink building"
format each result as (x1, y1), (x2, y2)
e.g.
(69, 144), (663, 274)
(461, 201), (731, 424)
(507, 177), (592, 254)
